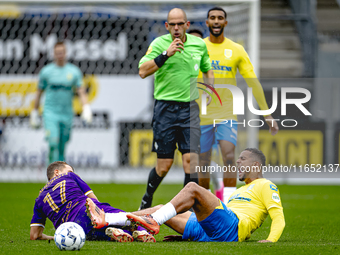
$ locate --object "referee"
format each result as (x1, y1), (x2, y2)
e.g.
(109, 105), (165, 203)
(138, 8), (214, 209)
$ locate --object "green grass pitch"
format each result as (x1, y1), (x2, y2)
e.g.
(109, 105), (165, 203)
(1, 183), (339, 254)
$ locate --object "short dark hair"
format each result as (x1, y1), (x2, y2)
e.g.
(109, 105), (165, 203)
(244, 148), (266, 166)
(54, 41), (65, 49)
(46, 161), (69, 180)
(187, 28), (204, 38)
(207, 7), (227, 19)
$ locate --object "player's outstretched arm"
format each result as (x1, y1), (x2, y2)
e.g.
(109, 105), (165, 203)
(242, 78), (279, 136)
(258, 207), (285, 243)
(30, 226), (53, 240)
(238, 49), (279, 136)
(245, 79), (279, 135)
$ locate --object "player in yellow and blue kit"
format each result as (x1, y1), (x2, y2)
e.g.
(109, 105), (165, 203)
(30, 42), (92, 164)
(197, 7), (279, 203)
(188, 29), (224, 201)
(126, 148), (285, 243)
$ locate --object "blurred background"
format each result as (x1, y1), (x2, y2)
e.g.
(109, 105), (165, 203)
(0, 0), (339, 184)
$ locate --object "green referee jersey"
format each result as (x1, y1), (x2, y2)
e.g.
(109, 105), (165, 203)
(139, 33), (211, 102)
(38, 63), (82, 118)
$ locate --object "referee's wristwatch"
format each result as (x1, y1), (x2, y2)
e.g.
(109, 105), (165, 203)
(154, 50), (169, 67)
(162, 51), (168, 57)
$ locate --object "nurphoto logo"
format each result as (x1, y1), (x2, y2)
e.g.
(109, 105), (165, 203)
(199, 83), (311, 128)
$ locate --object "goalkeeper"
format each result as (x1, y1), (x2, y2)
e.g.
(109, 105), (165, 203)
(30, 42), (92, 164)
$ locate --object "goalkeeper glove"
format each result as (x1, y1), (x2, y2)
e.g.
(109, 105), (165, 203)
(81, 104), (92, 124)
(30, 109), (41, 128)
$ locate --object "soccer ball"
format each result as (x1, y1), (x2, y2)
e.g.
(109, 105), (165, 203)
(54, 222), (86, 251)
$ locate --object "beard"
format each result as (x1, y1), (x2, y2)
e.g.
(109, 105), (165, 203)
(239, 172), (246, 182)
(209, 26), (224, 37)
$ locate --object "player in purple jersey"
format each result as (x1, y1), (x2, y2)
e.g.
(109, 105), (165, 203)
(30, 161), (155, 242)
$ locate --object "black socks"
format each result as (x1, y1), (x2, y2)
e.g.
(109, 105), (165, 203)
(140, 167), (164, 209)
(184, 173), (198, 187)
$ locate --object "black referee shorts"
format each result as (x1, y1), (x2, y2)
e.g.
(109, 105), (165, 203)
(152, 100), (201, 158)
